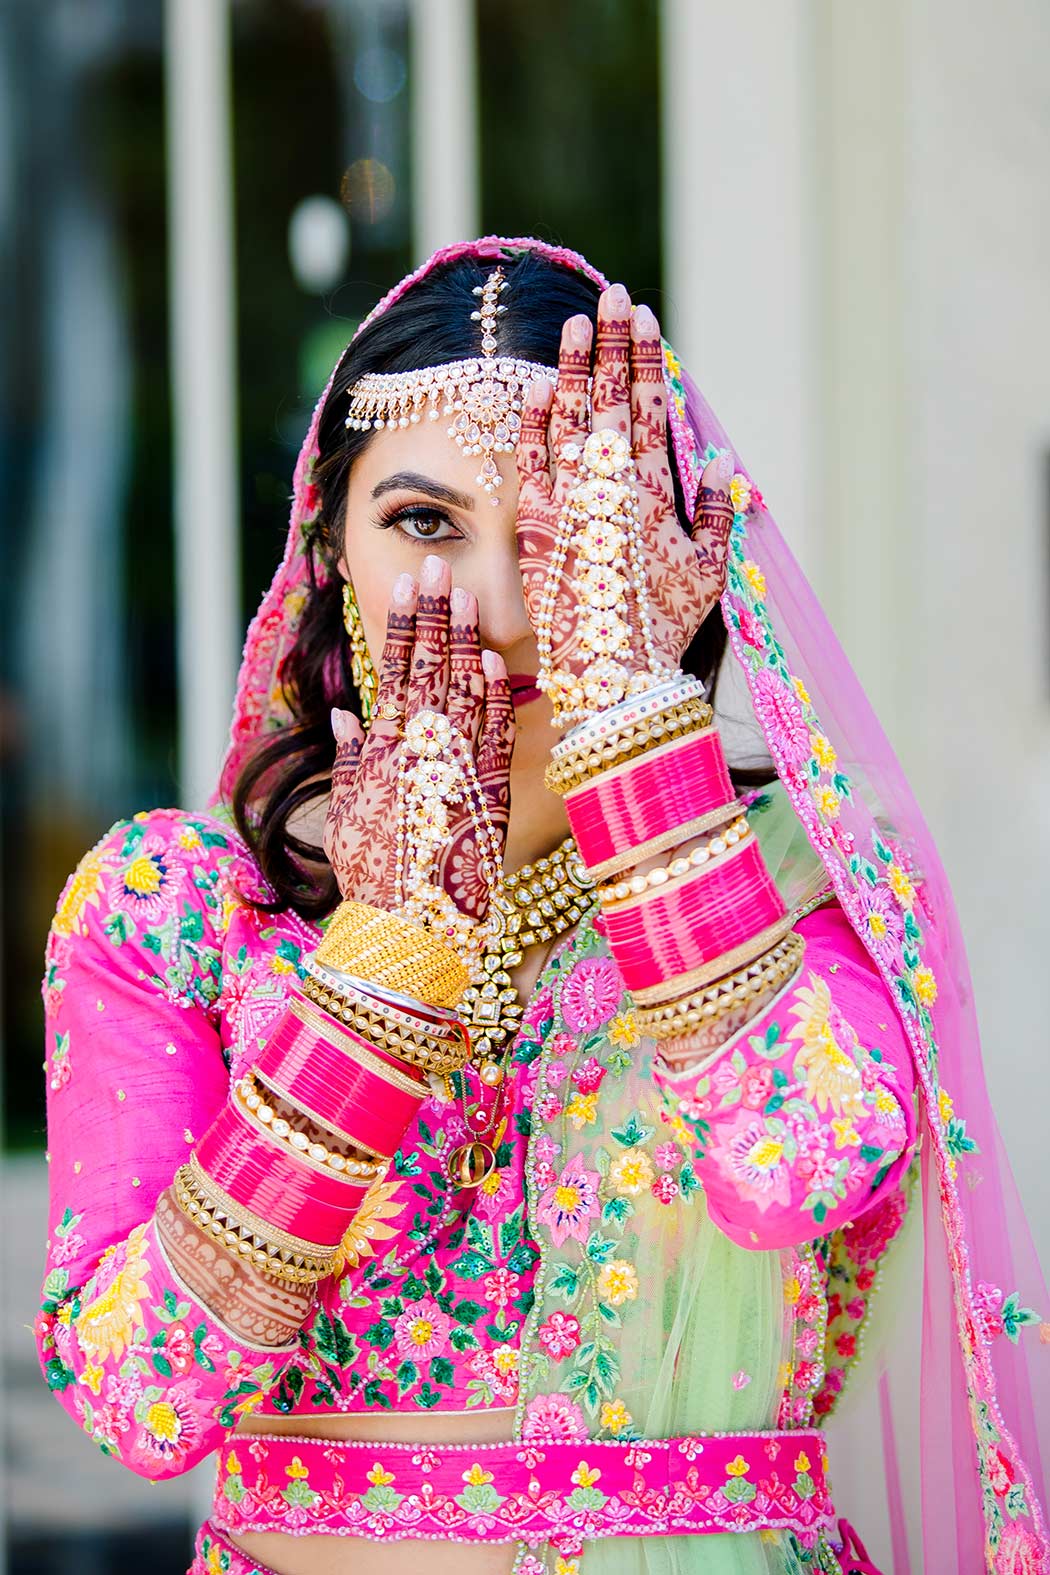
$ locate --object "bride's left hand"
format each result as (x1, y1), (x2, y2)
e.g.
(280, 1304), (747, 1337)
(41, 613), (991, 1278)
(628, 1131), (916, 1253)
(515, 283), (735, 692)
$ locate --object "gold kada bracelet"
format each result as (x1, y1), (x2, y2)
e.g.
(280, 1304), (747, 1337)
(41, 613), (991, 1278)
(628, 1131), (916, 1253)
(545, 693), (713, 797)
(299, 969), (468, 1079)
(172, 1158), (337, 1285)
(315, 901), (468, 1009)
(636, 930), (806, 1040)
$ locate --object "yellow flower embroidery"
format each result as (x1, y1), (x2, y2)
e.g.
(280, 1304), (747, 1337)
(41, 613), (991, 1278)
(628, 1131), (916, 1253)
(566, 1092), (599, 1130)
(600, 1399), (633, 1435)
(226, 1451), (242, 1475)
(366, 1462), (395, 1487)
(793, 676), (811, 705)
(745, 1134), (784, 1172)
(731, 474), (752, 515)
(75, 1223), (151, 1363)
(795, 1451), (811, 1472)
(788, 974), (864, 1116)
(607, 1012), (641, 1049)
(332, 1179), (403, 1273)
(815, 785), (841, 820)
(831, 1117), (860, 1149)
(597, 1258), (638, 1307)
(462, 1463), (494, 1486)
(810, 732), (837, 771)
(144, 1401), (181, 1445)
(914, 967), (938, 1005)
(783, 1275), (801, 1306)
(887, 864), (915, 908)
(52, 846), (108, 939)
(79, 1361), (104, 1396)
(874, 1086), (900, 1119)
(286, 1456), (311, 1480)
(609, 1149), (654, 1196)
(177, 826), (203, 852)
(478, 1167), (504, 1199)
(726, 1455), (750, 1477)
(493, 1345), (518, 1377)
(741, 557), (766, 598)
(555, 1560), (581, 1575)
(938, 1088), (954, 1127)
(570, 1461), (602, 1489)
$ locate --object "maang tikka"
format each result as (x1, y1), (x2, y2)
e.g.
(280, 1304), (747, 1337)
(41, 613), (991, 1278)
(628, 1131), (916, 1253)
(344, 267), (561, 504)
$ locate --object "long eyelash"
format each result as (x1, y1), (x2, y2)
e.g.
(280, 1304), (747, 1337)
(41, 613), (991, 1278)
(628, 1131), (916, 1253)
(373, 501), (457, 539)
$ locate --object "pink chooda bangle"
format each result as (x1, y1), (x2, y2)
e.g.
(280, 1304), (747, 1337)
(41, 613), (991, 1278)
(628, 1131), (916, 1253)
(600, 837), (786, 993)
(565, 728), (735, 872)
(254, 1000), (426, 1153)
(195, 1101), (363, 1246)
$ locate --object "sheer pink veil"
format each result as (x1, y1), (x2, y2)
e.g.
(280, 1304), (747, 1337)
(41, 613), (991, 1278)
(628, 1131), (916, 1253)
(216, 237), (1049, 1571)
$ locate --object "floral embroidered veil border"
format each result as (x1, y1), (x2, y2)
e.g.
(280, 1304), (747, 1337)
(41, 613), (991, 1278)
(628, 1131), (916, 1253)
(215, 236), (1049, 1572)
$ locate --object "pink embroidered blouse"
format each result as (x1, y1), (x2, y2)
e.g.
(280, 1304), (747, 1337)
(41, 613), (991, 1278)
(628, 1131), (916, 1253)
(36, 806), (916, 1482)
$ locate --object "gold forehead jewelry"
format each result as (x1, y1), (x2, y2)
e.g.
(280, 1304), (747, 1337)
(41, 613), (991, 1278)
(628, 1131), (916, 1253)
(344, 266), (563, 505)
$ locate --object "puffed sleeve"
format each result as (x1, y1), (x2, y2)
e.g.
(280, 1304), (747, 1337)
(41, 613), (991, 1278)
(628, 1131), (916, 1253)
(36, 809), (300, 1480)
(653, 903), (917, 1249)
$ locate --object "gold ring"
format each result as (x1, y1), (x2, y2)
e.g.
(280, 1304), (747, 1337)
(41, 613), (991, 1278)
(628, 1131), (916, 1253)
(374, 700), (402, 722)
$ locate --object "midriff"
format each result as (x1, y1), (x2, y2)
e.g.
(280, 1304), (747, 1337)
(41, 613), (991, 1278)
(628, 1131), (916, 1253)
(229, 1409), (518, 1575)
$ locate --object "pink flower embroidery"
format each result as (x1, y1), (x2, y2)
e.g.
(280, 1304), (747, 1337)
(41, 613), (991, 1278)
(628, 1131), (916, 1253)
(973, 1282), (1006, 1341)
(572, 1057), (606, 1095)
(536, 1155), (601, 1248)
(854, 884), (905, 961)
(740, 1065), (774, 1110)
(393, 1296), (452, 1361)
(162, 1320), (195, 1377)
(736, 606), (767, 651)
(108, 834), (184, 925)
(654, 1143), (681, 1172)
(560, 957), (622, 1034)
(537, 1311), (582, 1361)
(844, 1186), (907, 1265)
(995, 1520), (1044, 1575)
(483, 1268), (520, 1310)
(751, 669), (810, 767)
(522, 1391), (588, 1442)
(651, 1174), (680, 1205)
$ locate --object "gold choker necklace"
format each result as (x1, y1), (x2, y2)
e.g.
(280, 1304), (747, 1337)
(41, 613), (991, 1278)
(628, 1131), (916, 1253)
(448, 837), (594, 1188)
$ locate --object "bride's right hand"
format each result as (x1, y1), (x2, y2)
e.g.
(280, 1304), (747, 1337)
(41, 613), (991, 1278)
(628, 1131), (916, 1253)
(323, 555), (515, 919)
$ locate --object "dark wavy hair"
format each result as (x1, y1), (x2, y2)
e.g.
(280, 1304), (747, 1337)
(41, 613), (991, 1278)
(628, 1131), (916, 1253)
(233, 249), (749, 919)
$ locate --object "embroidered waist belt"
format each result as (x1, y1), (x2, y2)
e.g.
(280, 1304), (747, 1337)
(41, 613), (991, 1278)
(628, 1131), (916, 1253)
(213, 1428), (835, 1552)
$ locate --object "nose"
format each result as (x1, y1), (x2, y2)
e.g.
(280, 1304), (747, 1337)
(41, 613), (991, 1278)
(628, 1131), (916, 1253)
(472, 532), (535, 654)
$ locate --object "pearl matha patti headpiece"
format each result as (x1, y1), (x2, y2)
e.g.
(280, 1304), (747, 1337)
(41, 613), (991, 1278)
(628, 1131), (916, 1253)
(345, 266), (561, 503)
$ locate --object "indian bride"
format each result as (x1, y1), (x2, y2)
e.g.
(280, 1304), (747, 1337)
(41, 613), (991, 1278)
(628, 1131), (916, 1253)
(36, 236), (1049, 1575)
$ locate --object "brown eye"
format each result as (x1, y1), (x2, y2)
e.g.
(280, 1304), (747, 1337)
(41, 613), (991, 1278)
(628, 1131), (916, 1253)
(378, 504), (460, 544)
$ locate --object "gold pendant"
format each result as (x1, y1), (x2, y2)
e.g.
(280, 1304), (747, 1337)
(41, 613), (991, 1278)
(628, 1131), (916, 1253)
(448, 1141), (497, 1188)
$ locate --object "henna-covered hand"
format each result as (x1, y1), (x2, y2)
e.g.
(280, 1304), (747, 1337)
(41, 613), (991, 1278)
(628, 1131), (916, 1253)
(322, 556), (514, 921)
(515, 285), (736, 691)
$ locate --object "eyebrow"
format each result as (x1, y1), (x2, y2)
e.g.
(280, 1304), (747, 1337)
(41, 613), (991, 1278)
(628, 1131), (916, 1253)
(371, 471), (475, 510)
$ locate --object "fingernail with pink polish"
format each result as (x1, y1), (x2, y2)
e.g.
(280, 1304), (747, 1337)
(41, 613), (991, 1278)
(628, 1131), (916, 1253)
(392, 572), (414, 604)
(331, 706), (348, 743)
(633, 304), (657, 336)
(716, 452), (734, 481)
(421, 555), (442, 589)
(569, 315), (591, 345)
(450, 586), (468, 615)
(607, 283), (629, 313)
(481, 650), (504, 679)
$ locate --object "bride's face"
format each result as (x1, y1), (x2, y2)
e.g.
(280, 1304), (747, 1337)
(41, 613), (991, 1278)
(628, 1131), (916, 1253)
(337, 415), (555, 733)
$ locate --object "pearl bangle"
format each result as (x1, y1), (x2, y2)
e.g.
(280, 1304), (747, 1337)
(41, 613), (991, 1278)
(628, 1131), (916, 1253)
(234, 1075), (386, 1182)
(598, 816), (751, 905)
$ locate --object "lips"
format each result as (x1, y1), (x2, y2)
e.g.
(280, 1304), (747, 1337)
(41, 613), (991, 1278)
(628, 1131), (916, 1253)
(508, 672), (542, 707)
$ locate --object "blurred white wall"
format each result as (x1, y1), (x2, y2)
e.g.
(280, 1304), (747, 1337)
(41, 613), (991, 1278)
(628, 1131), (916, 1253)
(663, 3), (1050, 1563)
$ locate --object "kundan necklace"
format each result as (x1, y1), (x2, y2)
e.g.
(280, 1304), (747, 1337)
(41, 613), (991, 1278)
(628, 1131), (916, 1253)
(447, 835), (595, 1186)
